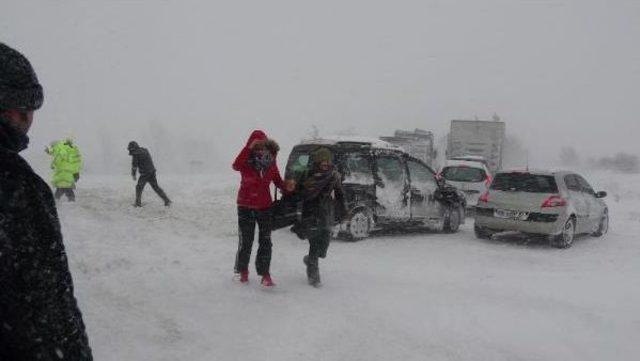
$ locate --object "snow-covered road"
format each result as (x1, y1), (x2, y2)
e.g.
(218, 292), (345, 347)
(57, 172), (640, 361)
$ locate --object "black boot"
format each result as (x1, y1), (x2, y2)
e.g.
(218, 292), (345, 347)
(304, 255), (321, 288)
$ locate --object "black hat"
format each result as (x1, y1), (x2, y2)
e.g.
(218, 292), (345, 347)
(128, 141), (139, 151)
(0, 43), (44, 111)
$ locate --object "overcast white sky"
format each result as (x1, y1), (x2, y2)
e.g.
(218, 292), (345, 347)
(2, 0), (639, 173)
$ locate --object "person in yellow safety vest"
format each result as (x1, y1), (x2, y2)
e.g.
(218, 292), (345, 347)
(45, 138), (82, 201)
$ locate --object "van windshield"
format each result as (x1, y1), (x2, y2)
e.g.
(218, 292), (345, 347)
(441, 166), (486, 182)
(490, 173), (558, 193)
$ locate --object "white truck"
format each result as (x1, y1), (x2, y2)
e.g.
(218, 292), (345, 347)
(380, 129), (437, 168)
(446, 119), (506, 173)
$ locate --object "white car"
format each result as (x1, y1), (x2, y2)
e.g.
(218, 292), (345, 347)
(439, 159), (491, 209)
(474, 170), (609, 248)
(448, 155), (492, 171)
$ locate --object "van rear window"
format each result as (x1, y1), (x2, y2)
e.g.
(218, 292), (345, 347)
(285, 150), (311, 180)
(490, 173), (558, 193)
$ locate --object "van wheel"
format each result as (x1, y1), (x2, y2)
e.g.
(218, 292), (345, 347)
(347, 209), (371, 241)
(591, 211), (609, 237)
(474, 224), (493, 239)
(552, 218), (575, 248)
(443, 207), (461, 233)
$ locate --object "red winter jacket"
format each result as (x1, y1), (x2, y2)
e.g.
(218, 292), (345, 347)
(233, 130), (285, 210)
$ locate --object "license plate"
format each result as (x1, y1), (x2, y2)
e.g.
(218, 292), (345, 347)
(494, 209), (529, 221)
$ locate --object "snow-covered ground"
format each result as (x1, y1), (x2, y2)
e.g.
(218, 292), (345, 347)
(56, 171), (640, 361)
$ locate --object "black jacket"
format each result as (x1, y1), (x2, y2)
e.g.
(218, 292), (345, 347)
(301, 168), (347, 232)
(129, 146), (156, 177)
(0, 117), (93, 360)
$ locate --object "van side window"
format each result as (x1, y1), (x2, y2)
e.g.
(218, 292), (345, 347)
(575, 175), (595, 195)
(407, 160), (435, 185)
(343, 152), (373, 185)
(376, 155), (405, 183)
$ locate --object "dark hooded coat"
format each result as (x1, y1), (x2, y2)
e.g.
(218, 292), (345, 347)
(0, 117), (93, 360)
(128, 141), (156, 177)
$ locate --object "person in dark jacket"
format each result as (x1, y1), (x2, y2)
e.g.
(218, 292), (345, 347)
(298, 147), (347, 287)
(128, 141), (171, 207)
(232, 130), (286, 287)
(0, 42), (93, 360)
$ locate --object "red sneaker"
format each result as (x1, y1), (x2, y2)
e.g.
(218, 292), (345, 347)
(261, 274), (275, 287)
(239, 270), (249, 284)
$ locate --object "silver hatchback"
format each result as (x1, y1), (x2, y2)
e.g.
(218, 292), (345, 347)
(474, 170), (609, 248)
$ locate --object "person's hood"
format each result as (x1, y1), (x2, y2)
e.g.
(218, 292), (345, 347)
(245, 130), (267, 148)
(311, 147), (332, 165)
(0, 114), (29, 152)
(128, 141), (140, 155)
(264, 139), (280, 155)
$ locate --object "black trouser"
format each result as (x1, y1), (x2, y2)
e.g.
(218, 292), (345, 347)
(307, 229), (331, 261)
(305, 229), (331, 283)
(234, 207), (273, 276)
(136, 172), (170, 205)
(54, 188), (75, 201)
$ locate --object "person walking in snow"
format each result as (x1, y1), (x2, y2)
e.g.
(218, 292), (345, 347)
(46, 138), (82, 201)
(127, 141), (171, 207)
(233, 130), (286, 287)
(0, 42), (93, 360)
(295, 147), (347, 287)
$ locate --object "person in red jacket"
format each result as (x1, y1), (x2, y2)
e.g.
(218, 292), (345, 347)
(233, 130), (286, 287)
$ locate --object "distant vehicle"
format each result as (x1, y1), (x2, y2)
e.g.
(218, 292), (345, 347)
(474, 170), (609, 248)
(380, 129), (437, 168)
(439, 159), (491, 210)
(448, 155), (491, 172)
(447, 119), (506, 172)
(282, 136), (466, 240)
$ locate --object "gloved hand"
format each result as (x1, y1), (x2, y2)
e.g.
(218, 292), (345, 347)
(74, 173), (80, 181)
(285, 179), (296, 193)
(132, 174), (137, 181)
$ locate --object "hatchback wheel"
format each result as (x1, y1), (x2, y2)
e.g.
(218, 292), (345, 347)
(552, 218), (575, 248)
(591, 212), (609, 237)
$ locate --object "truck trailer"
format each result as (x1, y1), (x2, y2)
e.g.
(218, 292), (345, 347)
(446, 119), (506, 173)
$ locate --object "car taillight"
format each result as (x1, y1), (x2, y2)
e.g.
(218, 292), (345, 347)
(485, 174), (492, 188)
(541, 195), (567, 208)
(478, 191), (490, 203)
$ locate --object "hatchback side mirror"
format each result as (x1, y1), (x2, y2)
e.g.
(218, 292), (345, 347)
(595, 191), (607, 199)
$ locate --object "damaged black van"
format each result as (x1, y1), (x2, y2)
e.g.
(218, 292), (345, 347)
(279, 137), (466, 240)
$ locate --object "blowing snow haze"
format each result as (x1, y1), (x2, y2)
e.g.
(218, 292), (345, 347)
(2, 0), (639, 175)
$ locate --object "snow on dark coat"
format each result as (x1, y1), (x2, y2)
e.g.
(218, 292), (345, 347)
(300, 167), (348, 232)
(232, 130), (285, 210)
(0, 117), (93, 361)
